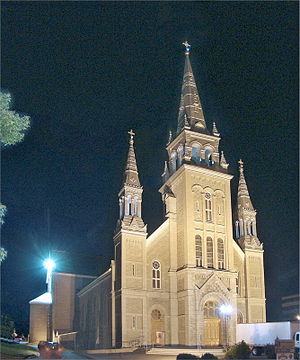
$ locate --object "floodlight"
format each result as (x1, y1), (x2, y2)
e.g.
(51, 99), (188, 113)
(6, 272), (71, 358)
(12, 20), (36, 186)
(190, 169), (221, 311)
(43, 258), (55, 272)
(219, 304), (233, 315)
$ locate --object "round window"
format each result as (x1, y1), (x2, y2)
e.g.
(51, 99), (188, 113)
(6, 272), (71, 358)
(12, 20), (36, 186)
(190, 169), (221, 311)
(152, 261), (160, 269)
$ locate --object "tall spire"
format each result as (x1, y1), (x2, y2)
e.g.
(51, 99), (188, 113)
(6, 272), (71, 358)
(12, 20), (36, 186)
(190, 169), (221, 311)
(177, 42), (208, 134)
(116, 130), (146, 233)
(124, 130), (140, 187)
(235, 160), (262, 249)
(237, 159), (254, 210)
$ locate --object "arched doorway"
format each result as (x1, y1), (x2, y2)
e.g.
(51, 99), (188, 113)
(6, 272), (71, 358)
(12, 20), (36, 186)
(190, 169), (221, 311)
(151, 309), (165, 346)
(203, 301), (220, 346)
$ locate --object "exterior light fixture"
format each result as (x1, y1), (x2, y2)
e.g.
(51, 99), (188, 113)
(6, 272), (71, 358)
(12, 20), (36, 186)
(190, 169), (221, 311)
(43, 258), (55, 293)
(219, 304), (233, 315)
(296, 315), (300, 321)
(219, 304), (233, 346)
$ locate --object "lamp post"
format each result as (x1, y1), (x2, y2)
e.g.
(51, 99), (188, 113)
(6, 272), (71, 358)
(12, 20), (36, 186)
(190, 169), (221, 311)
(43, 258), (55, 342)
(219, 304), (233, 346)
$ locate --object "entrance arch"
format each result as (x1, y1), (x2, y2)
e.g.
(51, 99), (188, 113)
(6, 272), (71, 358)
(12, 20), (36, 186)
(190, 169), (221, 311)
(151, 309), (165, 346)
(203, 301), (220, 346)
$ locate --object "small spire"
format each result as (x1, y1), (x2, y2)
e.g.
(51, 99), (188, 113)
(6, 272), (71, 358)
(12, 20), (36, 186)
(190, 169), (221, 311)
(212, 122), (220, 137)
(220, 151), (229, 169)
(167, 130), (173, 146)
(124, 130), (140, 187)
(237, 160), (254, 209)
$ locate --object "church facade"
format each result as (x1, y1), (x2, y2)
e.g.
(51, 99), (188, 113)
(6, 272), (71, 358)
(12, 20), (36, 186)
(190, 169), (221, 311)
(30, 44), (266, 349)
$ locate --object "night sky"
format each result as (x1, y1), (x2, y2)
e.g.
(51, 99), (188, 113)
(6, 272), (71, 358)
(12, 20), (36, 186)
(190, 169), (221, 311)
(1, 2), (299, 334)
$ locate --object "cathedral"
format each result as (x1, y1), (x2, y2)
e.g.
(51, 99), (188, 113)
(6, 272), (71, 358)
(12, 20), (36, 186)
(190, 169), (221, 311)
(29, 43), (266, 349)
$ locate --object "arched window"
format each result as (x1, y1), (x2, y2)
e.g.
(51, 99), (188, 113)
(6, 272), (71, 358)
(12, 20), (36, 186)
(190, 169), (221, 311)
(235, 220), (240, 238)
(237, 312), (243, 324)
(205, 193), (212, 222)
(207, 237), (214, 268)
(195, 235), (202, 267)
(204, 301), (219, 318)
(177, 145), (184, 167)
(217, 239), (225, 269)
(169, 152), (177, 174)
(205, 148), (213, 166)
(192, 143), (201, 164)
(126, 195), (132, 215)
(152, 261), (161, 289)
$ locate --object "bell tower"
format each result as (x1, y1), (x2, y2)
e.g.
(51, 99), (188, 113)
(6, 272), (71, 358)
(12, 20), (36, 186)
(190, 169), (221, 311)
(112, 130), (147, 347)
(234, 160), (266, 322)
(159, 43), (237, 346)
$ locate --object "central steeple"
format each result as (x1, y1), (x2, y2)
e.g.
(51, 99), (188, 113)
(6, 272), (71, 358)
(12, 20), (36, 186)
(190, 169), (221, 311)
(162, 43), (229, 185)
(177, 42), (208, 134)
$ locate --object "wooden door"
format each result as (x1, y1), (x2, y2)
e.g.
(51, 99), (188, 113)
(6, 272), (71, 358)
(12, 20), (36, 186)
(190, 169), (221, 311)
(204, 318), (220, 346)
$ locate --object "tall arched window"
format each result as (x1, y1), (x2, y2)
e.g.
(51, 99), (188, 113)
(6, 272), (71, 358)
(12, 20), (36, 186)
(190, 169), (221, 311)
(177, 145), (184, 167)
(126, 195), (132, 215)
(217, 239), (225, 269)
(152, 261), (161, 289)
(205, 148), (213, 166)
(169, 152), (177, 174)
(205, 193), (212, 222)
(192, 143), (201, 164)
(195, 235), (202, 267)
(235, 220), (240, 238)
(207, 237), (214, 268)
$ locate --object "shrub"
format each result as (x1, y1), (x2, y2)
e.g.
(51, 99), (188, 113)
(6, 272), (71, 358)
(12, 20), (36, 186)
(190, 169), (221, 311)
(225, 340), (251, 359)
(265, 344), (276, 359)
(177, 354), (201, 359)
(201, 353), (218, 359)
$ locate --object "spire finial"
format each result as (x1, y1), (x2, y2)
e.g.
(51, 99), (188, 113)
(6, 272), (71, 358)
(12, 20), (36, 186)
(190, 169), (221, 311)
(182, 41), (191, 55)
(128, 129), (135, 144)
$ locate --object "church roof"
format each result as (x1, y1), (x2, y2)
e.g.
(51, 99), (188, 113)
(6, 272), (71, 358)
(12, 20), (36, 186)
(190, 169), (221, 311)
(177, 42), (209, 135)
(123, 130), (141, 187)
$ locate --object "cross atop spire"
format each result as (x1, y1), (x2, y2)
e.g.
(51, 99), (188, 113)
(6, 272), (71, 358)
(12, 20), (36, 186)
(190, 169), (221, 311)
(128, 129), (135, 141)
(182, 41), (191, 55)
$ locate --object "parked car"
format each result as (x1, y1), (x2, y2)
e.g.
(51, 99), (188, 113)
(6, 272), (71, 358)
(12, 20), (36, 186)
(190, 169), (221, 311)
(0, 337), (40, 358)
(38, 341), (63, 358)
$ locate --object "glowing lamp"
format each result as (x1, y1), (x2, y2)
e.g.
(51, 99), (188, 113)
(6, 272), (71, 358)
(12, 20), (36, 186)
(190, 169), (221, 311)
(43, 258), (55, 272)
(219, 304), (233, 315)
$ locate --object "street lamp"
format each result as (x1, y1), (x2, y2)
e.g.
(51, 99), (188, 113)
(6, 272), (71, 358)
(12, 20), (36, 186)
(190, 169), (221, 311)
(219, 304), (233, 346)
(43, 258), (55, 342)
(43, 258), (55, 293)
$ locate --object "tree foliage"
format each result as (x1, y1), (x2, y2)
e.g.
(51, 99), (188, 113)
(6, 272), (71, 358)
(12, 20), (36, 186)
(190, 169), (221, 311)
(0, 314), (15, 338)
(0, 90), (31, 262)
(0, 91), (30, 146)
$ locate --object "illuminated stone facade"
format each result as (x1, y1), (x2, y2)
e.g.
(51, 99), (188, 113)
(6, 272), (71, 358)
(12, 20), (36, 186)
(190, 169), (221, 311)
(30, 46), (266, 349)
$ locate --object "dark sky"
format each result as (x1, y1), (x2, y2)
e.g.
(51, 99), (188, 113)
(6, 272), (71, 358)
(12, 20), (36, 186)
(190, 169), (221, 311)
(1, 2), (299, 333)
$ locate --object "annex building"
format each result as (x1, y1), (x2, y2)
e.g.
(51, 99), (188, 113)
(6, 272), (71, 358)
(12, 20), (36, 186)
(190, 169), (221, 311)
(29, 44), (266, 349)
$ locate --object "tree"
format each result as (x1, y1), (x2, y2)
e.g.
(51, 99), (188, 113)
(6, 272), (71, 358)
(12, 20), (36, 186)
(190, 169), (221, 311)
(0, 90), (31, 261)
(225, 340), (251, 359)
(0, 91), (30, 146)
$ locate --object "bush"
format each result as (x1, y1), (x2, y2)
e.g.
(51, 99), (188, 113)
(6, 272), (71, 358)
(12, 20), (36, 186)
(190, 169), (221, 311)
(177, 354), (201, 359)
(225, 340), (251, 359)
(265, 344), (276, 359)
(201, 353), (218, 359)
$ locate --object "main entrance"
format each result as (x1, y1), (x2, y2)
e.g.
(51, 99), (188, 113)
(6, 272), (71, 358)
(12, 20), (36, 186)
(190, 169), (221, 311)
(203, 301), (220, 346)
